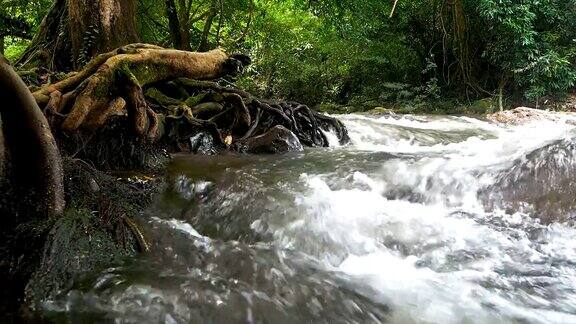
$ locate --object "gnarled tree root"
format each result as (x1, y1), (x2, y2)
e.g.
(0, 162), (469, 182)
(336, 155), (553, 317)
(32, 44), (349, 162)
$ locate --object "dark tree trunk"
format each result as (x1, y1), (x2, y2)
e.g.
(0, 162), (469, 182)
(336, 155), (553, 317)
(165, 0), (183, 49)
(197, 10), (216, 52)
(68, 0), (140, 65)
(176, 0), (193, 51)
(18, 0), (139, 71)
(165, 0), (193, 50)
(0, 113), (4, 181)
(16, 0), (69, 70)
(178, 18), (192, 51)
(0, 54), (65, 217)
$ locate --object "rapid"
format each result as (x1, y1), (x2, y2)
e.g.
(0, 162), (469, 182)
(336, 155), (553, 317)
(44, 113), (576, 323)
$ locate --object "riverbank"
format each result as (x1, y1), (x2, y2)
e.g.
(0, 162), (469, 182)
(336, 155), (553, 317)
(315, 92), (576, 116)
(0, 158), (163, 322)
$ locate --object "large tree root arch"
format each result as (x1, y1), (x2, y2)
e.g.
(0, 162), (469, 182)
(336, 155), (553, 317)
(33, 44), (349, 163)
(0, 54), (65, 217)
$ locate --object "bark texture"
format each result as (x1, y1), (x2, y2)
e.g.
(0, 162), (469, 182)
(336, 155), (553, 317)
(68, 0), (139, 63)
(34, 45), (235, 135)
(0, 54), (65, 216)
(165, 0), (185, 49)
(18, 0), (139, 70)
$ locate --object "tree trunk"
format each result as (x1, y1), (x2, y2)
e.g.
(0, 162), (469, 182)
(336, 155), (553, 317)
(179, 19), (192, 51)
(18, 0), (139, 71)
(68, 0), (139, 65)
(0, 54), (65, 217)
(165, 0), (184, 49)
(176, 0), (192, 51)
(16, 0), (69, 70)
(0, 37), (4, 55)
(0, 114), (4, 181)
(166, 0), (195, 50)
(198, 10), (216, 52)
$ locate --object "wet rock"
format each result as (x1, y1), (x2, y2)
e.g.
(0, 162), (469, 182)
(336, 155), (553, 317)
(189, 132), (217, 155)
(88, 178), (100, 193)
(364, 107), (395, 116)
(482, 136), (576, 223)
(241, 125), (304, 154)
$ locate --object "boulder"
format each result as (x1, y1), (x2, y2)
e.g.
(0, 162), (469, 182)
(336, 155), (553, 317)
(241, 125), (304, 154)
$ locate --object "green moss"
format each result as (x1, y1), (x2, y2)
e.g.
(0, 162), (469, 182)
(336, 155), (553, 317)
(22, 159), (162, 309)
(145, 87), (183, 106)
(26, 207), (136, 307)
(185, 93), (208, 107)
(129, 62), (169, 85)
(469, 98), (495, 114)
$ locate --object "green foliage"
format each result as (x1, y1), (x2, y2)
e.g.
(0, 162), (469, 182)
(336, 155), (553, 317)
(1, 0), (52, 59)
(137, 0), (254, 49)
(0, 0), (47, 40)
(477, 0), (576, 99)
(3, 36), (28, 61)
(4, 0), (576, 109)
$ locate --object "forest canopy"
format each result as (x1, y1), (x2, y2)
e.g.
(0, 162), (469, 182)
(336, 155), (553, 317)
(2, 0), (576, 110)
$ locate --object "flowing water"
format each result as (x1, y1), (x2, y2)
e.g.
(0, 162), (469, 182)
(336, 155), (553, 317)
(44, 114), (576, 323)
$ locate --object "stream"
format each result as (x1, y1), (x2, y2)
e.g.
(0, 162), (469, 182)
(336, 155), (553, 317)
(44, 114), (576, 323)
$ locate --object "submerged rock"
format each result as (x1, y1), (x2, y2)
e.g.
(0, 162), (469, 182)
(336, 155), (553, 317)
(240, 125), (304, 154)
(482, 136), (576, 223)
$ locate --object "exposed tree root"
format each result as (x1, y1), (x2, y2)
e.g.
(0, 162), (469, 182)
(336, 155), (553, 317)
(0, 54), (65, 217)
(1, 46), (351, 317)
(32, 44), (349, 163)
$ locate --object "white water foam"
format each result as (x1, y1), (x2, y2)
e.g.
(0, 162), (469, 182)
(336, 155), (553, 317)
(269, 114), (576, 323)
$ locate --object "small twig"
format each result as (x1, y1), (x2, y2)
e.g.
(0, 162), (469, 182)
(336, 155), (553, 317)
(389, 0), (399, 18)
(122, 214), (151, 252)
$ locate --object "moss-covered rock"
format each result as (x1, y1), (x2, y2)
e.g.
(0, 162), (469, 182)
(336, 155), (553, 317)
(0, 158), (164, 317)
(363, 107), (395, 115)
(469, 97), (495, 114)
(25, 207), (136, 308)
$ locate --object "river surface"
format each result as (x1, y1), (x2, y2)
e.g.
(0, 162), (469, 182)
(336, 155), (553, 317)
(44, 114), (576, 323)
